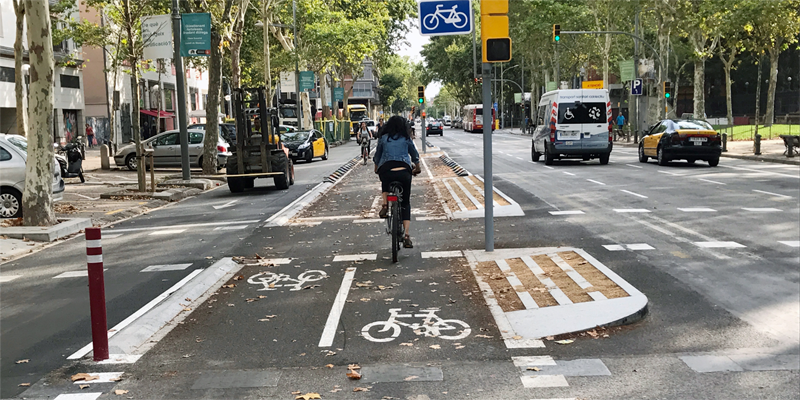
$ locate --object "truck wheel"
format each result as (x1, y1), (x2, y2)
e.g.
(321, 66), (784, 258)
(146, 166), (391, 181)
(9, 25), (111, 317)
(244, 178), (255, 189)
(599, 153), (609, 165)
(227, 159), (244, 193)
(531, 142), (541, 162)
(273, 152), (290, 190)
(544, 142), (554, 165)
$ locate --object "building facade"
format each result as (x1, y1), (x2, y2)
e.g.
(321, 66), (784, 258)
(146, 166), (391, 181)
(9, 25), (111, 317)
(344, 57), (381, 120)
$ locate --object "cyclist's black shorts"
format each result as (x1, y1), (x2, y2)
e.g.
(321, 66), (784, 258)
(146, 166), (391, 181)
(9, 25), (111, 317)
(379, 166), (412, 221)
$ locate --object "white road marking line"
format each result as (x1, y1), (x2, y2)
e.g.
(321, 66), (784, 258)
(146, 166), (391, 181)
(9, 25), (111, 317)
(778, 241), (800, 247)
(319, 267), (357, 347)
(71, 372), (124, 384)
(698, 178), (726, 185)
(587, 291), (608, 301)
(626, 243), (655, 250)
(742, 207), (782, 212)
(586, 179), (606, 185)
(442, 179), (469, 212)
(149, 229), (186, 235)
(512, 355), (557, 366)
(613, 208), (651, 213)
(0, 275), (22, 283)
(97, 354), (143, 364)
(332, 254), (377, 262)
(67, 269), (204, 360)
(464, 176), (499, 207)
(520, 256), (573, 305)
(420, 156), (435, 180)
(54, 394), (103, 400)
(528, 398), (577, 400)
(515, 156), (523, 160)
(496, 259), (539, 309)
(103, 233), (123, 239)
(53, 270), (89, 279)
(752, 189), (793, 199)
(453, 178), (484, 209)
(678, 207), (717, 212)
(369, 195), (382, 218)
(296, 215), (361, 221)
(73, 193), (100, 200)
(620, 189), (648, 198)
(562, 171), (576, 176)
(543, 165), (554, 170)
(626, 164), (643, 169)
(213, 225), (249, 231)
(658, 170), (684, 176)
(416, 216), (447, 221)
(212, 200), (238, 209)
(105, 220), (262, 233)
(259, 258), (293, 265)
(140, 263), (193, 272)
(520, 374), (569, 388)
(603, 245), (626, 251)
(549, 210), (584, 215)
(694, 241), (746, 249)
(549, 253), (592, 289)
(421, 251), (463, 258)
(352, 219), (382, 224)
(720, 164), (800, 179)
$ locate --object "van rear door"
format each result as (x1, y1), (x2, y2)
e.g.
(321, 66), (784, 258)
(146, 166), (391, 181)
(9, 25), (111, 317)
(555, 102), (583, 151)
(580, 99), (610, 151)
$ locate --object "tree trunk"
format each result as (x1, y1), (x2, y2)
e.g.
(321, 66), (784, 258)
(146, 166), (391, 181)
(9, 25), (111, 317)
(720, 51), (736, 128)
(122, 0), (145, 191)
(263, 12), (272, 106)
(230, 0), (249, 89)
(13, 0), (27, 138)
(764, 46), (780, 127)
(602, 33), (611, 89)
(755, 55), (763, 134)
(693, 58), (705, 119)
(22, 0), (56, 226)
(204, 29), (222, 174)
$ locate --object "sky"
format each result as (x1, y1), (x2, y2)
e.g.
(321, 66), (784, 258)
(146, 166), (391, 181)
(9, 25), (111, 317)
(396, 19), (442, 101)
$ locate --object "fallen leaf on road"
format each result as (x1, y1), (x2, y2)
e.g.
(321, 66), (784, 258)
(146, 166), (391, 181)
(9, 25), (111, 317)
(353, 387), (371, 392)
(545, 336), (555, 340)
(183, 307), (192, 311)
(400, 342), (413, 347)
(330, 388), (342, 392)
(295, 393), (321, 400)
(475, 334), (493, 339)
(359, 298), (370, 302)
(512, 335), (522, 340)
(268, 283), (276, 288)
(555, 339), (575, 345)
(109, 377), (122, 382)
(18, 383), (30, 387)
(404, 376), (419, 381)
(233, 275), (244, 280)
(114, 390), (128, 395)
(372, 268), (386, 272)
(348, 364), (361, 370)
(258, 295), (267, 299)
(71, 373), (99, 382)
(79, 384), (90, 389)
(527, 367), (541, 371)
(227, 303), (235, 307)
(324, 350), (336, 356)
(205, 256), (213, 259)
(15, 359), (29, 364)
(346, 370), (362, 379)
(291, 391), (302, 395)
(429, 345), (441, 349)
(355, 281), (373, 287)
(222, 284), (235, 288)
(325, 364), (334, 369)
(246, 298), (258, 303)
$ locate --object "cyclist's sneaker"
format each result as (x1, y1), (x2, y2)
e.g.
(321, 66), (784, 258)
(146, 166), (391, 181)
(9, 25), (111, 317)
(403, 235), (413, 248)
(379, 204), (388, 218)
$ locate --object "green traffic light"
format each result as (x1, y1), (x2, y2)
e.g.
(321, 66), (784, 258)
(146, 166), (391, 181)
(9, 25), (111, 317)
(554, 35), (560, 41)
(665, 93), (670, 98)
(419, 98), (424, 103)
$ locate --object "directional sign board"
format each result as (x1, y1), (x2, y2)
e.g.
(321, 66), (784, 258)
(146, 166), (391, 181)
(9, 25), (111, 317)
(299, 71), (315, 91)
(419, 0), (473, 36)
(631, 78), (643, 96)
(180, 13), (211, 57)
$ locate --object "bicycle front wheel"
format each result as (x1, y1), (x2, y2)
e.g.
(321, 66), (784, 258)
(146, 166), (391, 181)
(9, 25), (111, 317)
(361, 321), (401, 342)
(436, 319), (472, 340)
(391, 201), (400, 262)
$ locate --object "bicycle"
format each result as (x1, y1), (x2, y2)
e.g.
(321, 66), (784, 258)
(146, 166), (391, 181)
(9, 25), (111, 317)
(361, 139), (370, 165)
(247, 270), (327, 291)
(386, 181), (404, 262)
(361, 308), (471, 342)
(422, 4), (468, 30)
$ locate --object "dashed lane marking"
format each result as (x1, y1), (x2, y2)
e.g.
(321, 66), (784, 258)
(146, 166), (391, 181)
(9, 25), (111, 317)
(742, 207), (782, 212)
(720, 164), (800, 179)
(694, 241), (746, 249)
(613, 208), (651, 213)
(319, 267), (357, 347)
(625, 164), (643, 169)
(71, 372), (124, 384)
(562, 171), (576, 176)
(698, 178), (726, 185)
(658, 170), (684, 176)
(543, 165), (554, 170)
(53, 394), (103, 400)
(678, 207), (717, 212)
(620, 189), (648, 198)
(421, 251), (463, 258)
(512, 356), (557, 366)
(520, 375), (569, 388)
(752, 189), (793, 199)
(602, 244), (656, 251)
(332, 254), (377, 262)
(549, 210), (584, 215)
(213, 225), (249, 230)
(103, 234), (123, 239)
(105, 209), (125, 215)
(140, 263), (193, 272)
(149, 229), (186, 235)
(54, 270), (93, 279)
(0, 275), (22, 283)
(586, 179), (606, 185)
(416, 216), (447, 221)
(352, 218), (383, 224)
(778, 241), (800, 247)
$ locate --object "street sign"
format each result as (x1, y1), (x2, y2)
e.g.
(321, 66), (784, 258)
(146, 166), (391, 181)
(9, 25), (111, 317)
(631, 78), (643, 96)
(619, 59), (635, 82)
(333, 87), (344, 101)
(180, 13), (211, 57)
(141, 15), (172, 60)
(514, 93), (522, 103)
(582, 80), (603, 89)
(493, 102), (498, 111)
(546, 81), (557, 91)
(280, 72), (296, 92)
(299, 71), (315, 91)
(419, 0), (473, 36)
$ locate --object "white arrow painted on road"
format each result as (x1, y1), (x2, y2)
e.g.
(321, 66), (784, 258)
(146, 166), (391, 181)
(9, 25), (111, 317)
(213, 200), (238, 210)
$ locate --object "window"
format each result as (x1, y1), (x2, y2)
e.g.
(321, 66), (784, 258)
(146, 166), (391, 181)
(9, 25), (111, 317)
(164, 88), (174, 110)
(676, 120), (713, 130)
(155, 133), (179, 146)
(353, 83), (371, 97)
(189, 131), (203, 144)
(0, 67), (14, 82)
(557, 102), (606, 124)
(60, 74), (81, 89)
(7, 136), (27, 153)
(361, 66), (373, 80)
(190, 88), (197, 110)
(0, 147), (12, 161)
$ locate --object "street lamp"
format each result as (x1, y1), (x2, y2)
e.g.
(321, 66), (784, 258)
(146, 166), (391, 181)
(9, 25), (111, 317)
(501, 64), (520, 129)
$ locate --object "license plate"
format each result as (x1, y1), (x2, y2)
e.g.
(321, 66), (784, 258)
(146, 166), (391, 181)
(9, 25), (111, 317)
(689, 137), (707, 142)
(291, 152), (298, 156)
(565, 141), (573, 145)
(558, 131), (580, 140)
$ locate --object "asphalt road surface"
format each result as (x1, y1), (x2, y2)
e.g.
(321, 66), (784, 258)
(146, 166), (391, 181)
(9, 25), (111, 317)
(2, 128), (798, 399)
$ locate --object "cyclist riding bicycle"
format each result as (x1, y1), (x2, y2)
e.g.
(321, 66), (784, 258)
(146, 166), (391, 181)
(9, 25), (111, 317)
(373, 116), (420, 249)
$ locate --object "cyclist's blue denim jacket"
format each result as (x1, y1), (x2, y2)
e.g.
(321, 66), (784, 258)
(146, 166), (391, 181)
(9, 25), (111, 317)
(373, 134), (419, 170)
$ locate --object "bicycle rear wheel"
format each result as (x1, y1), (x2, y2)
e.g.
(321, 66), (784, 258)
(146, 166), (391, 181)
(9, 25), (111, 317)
(391, 200), (400, 262)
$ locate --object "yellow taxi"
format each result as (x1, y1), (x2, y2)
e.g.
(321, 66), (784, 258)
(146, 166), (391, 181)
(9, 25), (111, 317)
(638, 119), (721, 166)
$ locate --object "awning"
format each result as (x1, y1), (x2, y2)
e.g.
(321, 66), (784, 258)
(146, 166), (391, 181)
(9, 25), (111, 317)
(140, 109), (175, 118)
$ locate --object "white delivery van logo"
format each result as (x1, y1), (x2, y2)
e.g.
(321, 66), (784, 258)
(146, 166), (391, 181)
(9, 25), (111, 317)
(588, 107), (601, 120)
(564, 108), (575, 120)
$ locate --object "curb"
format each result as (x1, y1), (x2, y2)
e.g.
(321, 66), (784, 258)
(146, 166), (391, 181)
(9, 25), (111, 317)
(438, 154), (470, 176)
(0, 217), (92, 242)
(719, 153), (800, 165)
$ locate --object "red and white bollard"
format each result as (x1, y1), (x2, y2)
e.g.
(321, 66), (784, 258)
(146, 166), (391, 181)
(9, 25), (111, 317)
(85, 227), (109, 361)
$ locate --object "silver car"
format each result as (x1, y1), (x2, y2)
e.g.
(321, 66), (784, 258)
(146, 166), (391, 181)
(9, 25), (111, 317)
(113, 129), (231, 171)
(0, 134), (65, 218)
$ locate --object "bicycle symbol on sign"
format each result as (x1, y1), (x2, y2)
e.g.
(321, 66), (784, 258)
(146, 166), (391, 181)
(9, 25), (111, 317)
(247, 270), (327, 291)
(361, 308), (471, 342)
(422, 4), (468, 31)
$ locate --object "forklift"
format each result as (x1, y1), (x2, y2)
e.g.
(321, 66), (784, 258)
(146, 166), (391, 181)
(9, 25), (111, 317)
(226, 87), (294, 193)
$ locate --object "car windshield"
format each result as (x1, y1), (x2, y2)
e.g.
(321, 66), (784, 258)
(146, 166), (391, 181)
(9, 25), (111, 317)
(281, 131), (310, 141)
(280, 107), (297, 118)
(7, 136), (27, 154)
(558, 102), (607, 124)
(676, 120), (713, 130)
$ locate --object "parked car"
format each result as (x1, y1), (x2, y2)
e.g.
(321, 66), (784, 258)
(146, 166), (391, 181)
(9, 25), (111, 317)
(426, 120), (444, 136)
(114, 129), (231, 171)
(531, 89), (612, 165)
(639, 119), (721, 166)
(0, 134), (64, 218)
(452, 117), (463, 129)
(188, 123), (236, 145)
(281, 129), (329, 163)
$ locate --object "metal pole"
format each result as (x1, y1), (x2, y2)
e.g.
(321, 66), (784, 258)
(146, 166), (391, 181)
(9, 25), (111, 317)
(172, 0), (190, 180)
(293, 0), (302, 130)
(555, 42), (560, 87)
(482, 62), (493, 252)
(501, 63), (504, 129)
(633, 6), (640, 143)
(472, 27), (477, 80)
(85, 227), (108, 361)
(422, 101), (426, 153)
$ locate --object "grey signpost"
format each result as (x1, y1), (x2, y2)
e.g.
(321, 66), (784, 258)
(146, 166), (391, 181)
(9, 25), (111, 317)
(482, 62), (493, 251)
(171, 0), (190, 180)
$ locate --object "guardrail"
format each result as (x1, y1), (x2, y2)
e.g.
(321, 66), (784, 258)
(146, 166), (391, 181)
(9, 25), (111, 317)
(314, 119), (352, 144)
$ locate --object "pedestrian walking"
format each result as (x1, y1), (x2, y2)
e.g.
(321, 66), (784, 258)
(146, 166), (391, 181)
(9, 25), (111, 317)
(85, 123), (95, 148)
(615, 113), (626, 140)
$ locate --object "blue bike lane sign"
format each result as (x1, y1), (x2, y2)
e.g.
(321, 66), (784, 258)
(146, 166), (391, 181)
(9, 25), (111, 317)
(419, 0), (473, 36)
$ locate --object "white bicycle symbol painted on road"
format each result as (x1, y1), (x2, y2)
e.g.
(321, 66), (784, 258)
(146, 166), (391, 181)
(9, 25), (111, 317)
(361, 308), (471, 342)
(423, 4), (468, 31)
(247, 270), (327, 291)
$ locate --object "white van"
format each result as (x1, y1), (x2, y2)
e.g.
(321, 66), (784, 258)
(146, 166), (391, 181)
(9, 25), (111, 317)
(530, 89), (612, 165)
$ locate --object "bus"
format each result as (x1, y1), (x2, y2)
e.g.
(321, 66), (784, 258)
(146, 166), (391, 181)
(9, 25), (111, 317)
(348, 104), (368, 134)
(462, 104), (495, 133)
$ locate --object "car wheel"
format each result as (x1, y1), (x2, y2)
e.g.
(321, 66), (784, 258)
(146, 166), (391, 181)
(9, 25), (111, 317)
(544, 142), (554, 165)
(531, 142), (541, 162)
(321, 145), (329, 160)
(125, 154), (137, 171)
(708, 157), (719, 167)
(289, 159), (295, 185)
(657, 146), (669, 166)
(638, 144), (648, 163)
(599, 153), (610, 165)
(305, 150), (313, 163)
(0, 188), (22, 218)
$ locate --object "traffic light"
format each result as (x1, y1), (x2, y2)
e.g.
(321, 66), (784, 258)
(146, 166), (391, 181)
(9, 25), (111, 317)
(663, 81), (672, 98)
(553, 24), (561, 42)
(481, 0), (512, 63)
(417, 85), (425, 104)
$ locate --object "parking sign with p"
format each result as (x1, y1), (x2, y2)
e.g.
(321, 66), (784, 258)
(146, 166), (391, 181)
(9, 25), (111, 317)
(631, 78), (643, 96)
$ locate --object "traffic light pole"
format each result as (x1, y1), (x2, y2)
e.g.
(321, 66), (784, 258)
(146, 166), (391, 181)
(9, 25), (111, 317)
(482, 62), (494, 252)
(421, 102), (426, 154)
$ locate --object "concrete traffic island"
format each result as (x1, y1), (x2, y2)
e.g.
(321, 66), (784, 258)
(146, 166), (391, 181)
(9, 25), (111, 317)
(0, 217), (92, 242)
(464, 246), (648, 347)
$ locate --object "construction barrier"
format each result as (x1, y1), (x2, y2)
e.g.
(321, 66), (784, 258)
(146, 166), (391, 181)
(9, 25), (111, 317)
(314, 119), (352, 144)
